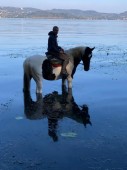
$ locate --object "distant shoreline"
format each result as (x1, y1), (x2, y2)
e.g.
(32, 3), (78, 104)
(0, 7), (127, 20)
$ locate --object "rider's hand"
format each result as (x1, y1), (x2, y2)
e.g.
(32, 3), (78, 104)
(61, 48), (64, 52)
(60, 50), (64, 54)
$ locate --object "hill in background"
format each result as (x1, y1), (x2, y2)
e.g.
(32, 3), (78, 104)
(0, 7), (127, 20)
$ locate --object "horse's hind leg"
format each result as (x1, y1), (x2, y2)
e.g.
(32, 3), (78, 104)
(23, 73), (31, 92)
(32, 74), (42, 94)
(36, 78), (42, 94)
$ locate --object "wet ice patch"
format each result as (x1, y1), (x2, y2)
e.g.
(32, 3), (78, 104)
(61, 132), (77, 138)
(15, 116), (24, 120)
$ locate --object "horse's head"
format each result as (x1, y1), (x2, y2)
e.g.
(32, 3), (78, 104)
(81, 47), (95, 71)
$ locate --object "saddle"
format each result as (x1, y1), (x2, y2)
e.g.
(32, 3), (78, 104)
(45, 52), (63, 67)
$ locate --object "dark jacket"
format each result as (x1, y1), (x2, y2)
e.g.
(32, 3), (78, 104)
(47, 31), (62, 54)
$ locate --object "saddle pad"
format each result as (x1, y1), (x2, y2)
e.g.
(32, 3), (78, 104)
(52, 63), (62, 67)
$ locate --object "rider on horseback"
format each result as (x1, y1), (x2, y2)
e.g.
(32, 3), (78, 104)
(46, 26), (69, 78)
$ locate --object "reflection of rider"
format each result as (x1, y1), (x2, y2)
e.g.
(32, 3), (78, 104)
(48, 118), (58, 142)
(47, 26), (69, 78)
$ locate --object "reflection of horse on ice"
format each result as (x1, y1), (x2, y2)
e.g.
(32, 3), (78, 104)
(24, 88), (92, 142)
(23, 46), (95, 93)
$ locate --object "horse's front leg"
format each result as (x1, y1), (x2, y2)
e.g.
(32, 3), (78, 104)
(62, 78), (66, 87)
(62, 76), (72, 88)
(67, 76), (72, 89)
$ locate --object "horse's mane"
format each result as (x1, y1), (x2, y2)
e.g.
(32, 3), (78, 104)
(65, 46), (87, 78)
(65, 46), (86, 60)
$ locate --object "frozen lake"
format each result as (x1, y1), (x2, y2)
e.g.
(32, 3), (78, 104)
(0, 19), (127, 170)
(0, 18), (127, 56)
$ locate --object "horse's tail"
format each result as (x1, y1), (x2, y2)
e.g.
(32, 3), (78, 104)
(42, 59), (56, 80)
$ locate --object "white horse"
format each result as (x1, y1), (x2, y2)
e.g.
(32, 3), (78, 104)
(23, 46), (95, 93)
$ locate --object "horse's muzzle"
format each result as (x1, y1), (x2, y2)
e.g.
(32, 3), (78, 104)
(83, 60), (90, 71)
(84, 67), (89, 71)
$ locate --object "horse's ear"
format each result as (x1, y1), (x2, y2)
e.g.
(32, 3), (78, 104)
(91, 47), (95, 51)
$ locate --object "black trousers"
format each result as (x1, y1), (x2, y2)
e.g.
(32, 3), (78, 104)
(58, 53), (69, 74)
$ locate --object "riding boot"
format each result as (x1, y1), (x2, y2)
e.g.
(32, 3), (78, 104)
(61, 60), (69, 78)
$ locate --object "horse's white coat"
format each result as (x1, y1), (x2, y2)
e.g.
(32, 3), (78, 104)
(23, 46), (93, 93)
(52, 66), (61, 79)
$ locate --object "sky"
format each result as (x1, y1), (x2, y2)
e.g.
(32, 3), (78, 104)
(0, 0), (127, 13)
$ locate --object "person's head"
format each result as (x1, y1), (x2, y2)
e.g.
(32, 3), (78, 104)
(53, 26), (59, 35)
